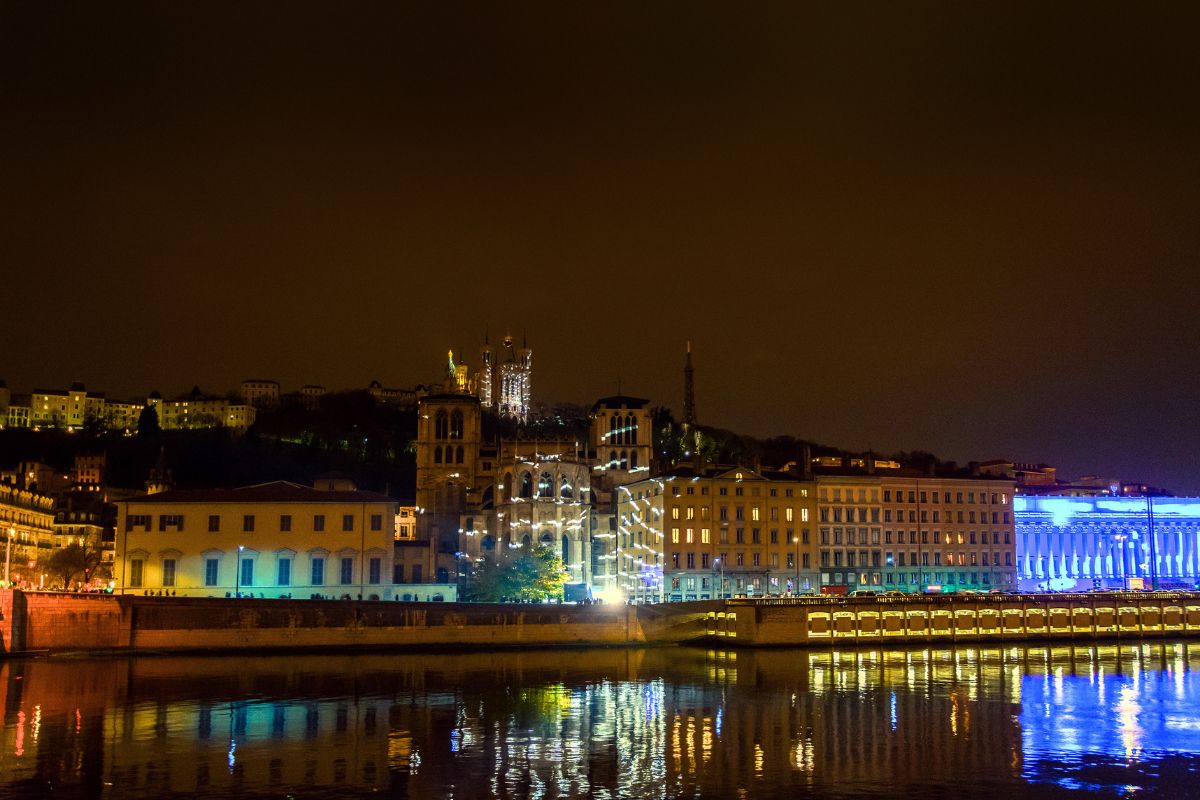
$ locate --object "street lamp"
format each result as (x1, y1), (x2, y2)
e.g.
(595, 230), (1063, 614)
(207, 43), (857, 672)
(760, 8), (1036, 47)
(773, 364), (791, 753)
(4, 526), (12, 589)
(712, 557), (724, 599)
(234, 545), (244, 598)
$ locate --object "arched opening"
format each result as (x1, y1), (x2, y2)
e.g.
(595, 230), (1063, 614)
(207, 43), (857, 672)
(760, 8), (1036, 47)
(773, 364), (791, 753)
(630, 450), (638, 469)
(609, 450), (617, 469)
(455, 445), (464, 464)
(521, 534), (532, 547)
(540, 532), (554, 545)
(519, 472), (533, 499)
(628, 414), (638, 444)
(450, 410), (464, 439)
(562, 534), (570, 565)
(481, 485), (494, 509)
(435, 410), (448, 439)
(503, 472), (513, 502)
(620, 450), (629, 470)
(559, 475), (573, 499)
(433, 446), (443, 464)
(538, 471), (554, 498)
(481, 535), (496, 552)
(609, 414), (619, 444)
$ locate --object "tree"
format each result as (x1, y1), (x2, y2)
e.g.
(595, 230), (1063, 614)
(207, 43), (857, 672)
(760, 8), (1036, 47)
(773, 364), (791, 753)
(38, 536), (110, 591)
(465, 544), (568, 602)
(137, 404), (160, 437)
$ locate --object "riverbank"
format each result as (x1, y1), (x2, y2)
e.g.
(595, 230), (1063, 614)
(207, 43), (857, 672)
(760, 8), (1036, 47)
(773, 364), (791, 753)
(2, 590), (1198, 655)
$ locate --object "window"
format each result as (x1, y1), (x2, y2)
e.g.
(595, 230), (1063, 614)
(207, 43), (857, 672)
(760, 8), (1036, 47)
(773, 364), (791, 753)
(369, 558), (382, 584)
(412, 564), (422, 583)
(701, 528), (710, 544)
(342, 514), (354, 532)
(672, 528), (680, 543)
(162, 559), (176, 587)
(278, 559), (291, 586)
(158, 514), (184, 531)
(314, 514), (325, 532)
(208, 515), (220, 532)
(340, 557), (353, 584)
(370, 514), (383, 532)
(240, 558), (254, 587)
(280, 514), (292, 532)
(204, 558), (219, 586)
(243, 514), (255, 532)
(311, 557), (325, 585)
(129, 559), (144, 587)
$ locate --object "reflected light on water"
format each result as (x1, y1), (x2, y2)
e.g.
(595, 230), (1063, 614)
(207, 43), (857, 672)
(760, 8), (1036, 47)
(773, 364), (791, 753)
(0, 643), (1197, 798)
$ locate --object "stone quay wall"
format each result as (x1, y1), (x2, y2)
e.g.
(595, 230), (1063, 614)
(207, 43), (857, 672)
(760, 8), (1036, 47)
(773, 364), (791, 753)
(708, 592), (1200, 646)
(5, 590), (1198, 655)
(0, 591), (715, 655)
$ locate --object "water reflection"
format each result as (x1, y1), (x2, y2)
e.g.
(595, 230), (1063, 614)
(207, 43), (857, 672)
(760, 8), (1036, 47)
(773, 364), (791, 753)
(0, 643), (1198, 798)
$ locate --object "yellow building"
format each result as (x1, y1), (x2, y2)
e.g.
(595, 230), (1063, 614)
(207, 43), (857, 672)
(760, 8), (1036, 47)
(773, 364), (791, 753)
(0, 483), (55, 588)
(115, 480), (399, 599)
(616, 467), (818, 602)
(814, 465), (1017, 592)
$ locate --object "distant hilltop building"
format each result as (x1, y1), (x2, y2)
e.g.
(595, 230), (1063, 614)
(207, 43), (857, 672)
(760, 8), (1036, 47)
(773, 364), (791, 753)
(0, 381), (256, 433)
(437, 331), (533, 422)
(980, 459), (1170, 497)
(239, 379), (280, 409)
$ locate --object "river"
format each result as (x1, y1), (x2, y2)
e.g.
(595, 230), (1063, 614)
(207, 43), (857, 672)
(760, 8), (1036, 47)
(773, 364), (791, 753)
(1, 642), (1198, 798)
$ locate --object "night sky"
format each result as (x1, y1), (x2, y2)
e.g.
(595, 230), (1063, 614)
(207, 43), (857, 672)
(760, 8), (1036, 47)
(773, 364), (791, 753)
(3, 3), (1199, 492)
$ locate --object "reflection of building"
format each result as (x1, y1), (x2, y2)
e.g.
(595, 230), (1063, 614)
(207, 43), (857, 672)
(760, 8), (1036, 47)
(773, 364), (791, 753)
(617, 467), (819, 602)
(114, 479), (398, 599)
(1014, 494), (1200, 591)
(814, 467), (1018, 593)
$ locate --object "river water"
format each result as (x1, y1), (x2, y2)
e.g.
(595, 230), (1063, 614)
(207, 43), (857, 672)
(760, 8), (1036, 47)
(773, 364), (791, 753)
(1, 642), (1198, 799)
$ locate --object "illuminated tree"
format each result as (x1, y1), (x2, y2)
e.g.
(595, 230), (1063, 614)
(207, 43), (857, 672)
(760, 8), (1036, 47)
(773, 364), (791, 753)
(465, 544), (568, 602)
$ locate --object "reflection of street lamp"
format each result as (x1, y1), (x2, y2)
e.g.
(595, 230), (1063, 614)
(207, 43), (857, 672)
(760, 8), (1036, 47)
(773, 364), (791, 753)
(712, 557), (725, 600)
(234, 545), (244, 597)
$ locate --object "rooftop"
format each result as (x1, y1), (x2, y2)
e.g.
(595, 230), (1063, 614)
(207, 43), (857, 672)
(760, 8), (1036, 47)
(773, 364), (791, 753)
(126, 480), (396, 505)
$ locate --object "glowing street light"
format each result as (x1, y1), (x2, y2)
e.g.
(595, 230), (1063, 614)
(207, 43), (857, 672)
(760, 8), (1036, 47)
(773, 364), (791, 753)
(234, 545), (245, 598)
(4, 526), (12, 588)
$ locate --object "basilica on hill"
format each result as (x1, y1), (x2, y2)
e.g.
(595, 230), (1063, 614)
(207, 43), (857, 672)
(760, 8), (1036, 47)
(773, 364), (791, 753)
(410, 331), (653, 600)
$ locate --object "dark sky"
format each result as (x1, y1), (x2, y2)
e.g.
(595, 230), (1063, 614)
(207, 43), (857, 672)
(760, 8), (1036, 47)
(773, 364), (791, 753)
(3, 3), (1199, 492)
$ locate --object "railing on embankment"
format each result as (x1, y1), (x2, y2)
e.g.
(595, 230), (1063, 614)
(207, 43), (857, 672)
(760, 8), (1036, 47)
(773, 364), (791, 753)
(703, 592), (1200, 646)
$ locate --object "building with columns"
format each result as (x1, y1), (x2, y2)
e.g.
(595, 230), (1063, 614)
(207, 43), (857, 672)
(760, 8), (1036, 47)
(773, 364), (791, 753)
(1014, 494), (1200, 591)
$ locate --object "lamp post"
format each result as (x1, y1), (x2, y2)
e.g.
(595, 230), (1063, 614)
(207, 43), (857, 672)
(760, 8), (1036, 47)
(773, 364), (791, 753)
(4, 526), (12, 589)
(234, 545), (244, 598)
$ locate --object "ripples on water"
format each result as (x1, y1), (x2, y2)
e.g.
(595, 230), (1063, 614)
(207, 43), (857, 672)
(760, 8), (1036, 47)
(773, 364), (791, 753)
(1, 643), (1199, 799)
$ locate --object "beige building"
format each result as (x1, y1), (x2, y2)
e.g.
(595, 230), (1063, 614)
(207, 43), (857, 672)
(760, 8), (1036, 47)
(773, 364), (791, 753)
(814, 466), (1017, 593)
(0, 483), (55, 588)
(29, 383), (105, 430)
(115, 480), (399, 599)
(240, 379), (280, 409)
(149, 391), (257, 431)
(616, 467), (819, 602)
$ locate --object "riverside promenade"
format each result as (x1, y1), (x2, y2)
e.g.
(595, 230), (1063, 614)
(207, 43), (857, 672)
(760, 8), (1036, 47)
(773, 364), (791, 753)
(2, 589), (1198, 655)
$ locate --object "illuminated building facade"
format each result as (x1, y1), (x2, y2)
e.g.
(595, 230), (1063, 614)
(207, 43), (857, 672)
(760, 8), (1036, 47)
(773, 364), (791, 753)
(815, 470), (1017, 593)
(0, 483), (55, 588)
(114, 480), (400, 599)
(617, 467), (819, 602)
(496, 333), (532, 422)
(462, 441), (594, 586)
(1014, 495), (1200, 591)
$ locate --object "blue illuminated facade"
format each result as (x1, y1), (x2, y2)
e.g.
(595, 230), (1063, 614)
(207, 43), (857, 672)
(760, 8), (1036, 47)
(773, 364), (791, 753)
(1014, 495), (1200, 591)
